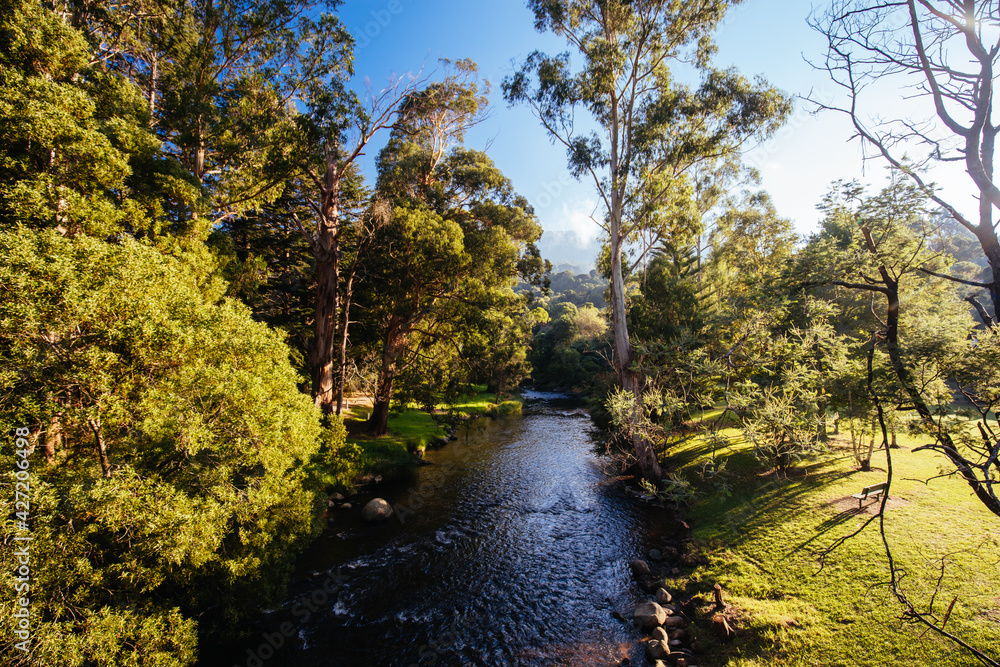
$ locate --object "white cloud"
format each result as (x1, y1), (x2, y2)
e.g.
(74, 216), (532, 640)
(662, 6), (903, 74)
(544, 199), (603, 248)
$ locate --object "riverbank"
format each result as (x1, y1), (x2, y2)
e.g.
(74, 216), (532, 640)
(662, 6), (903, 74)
(656, 423), (1000, 666)
(340, 387), (522, 485)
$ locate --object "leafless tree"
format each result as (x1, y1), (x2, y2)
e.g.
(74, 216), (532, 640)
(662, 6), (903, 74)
(809, 0), (1000, 325)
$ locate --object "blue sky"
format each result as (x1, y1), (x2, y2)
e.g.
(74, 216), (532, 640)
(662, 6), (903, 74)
(334, 0), (978, 270)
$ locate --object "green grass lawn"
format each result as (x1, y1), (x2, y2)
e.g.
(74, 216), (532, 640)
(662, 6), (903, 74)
(341, 387), (510, 483)
(663, 426), (1000, 666)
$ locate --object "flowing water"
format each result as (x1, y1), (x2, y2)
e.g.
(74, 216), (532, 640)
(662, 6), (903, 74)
(221, 391), (673, 667)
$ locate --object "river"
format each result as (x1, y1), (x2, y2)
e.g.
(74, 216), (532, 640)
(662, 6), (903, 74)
(219, 391), (672, 667)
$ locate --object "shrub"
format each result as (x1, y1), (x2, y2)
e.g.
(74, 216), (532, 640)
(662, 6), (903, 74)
(488, 400), (522, 417)
(0, 229), (322, 665)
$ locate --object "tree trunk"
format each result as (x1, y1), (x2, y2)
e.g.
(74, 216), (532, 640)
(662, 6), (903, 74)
(87, 417), (111, 478)
(311, 160), (341, 414)
(976, 223), (1000, 324)
(312, 248), (339, 413)
(335, 270), (355, 416)
(609, 199), (663, 482)
(368, 375), (394, 437)
(367, 321), (407, 436)
(44, 412), (61, 464)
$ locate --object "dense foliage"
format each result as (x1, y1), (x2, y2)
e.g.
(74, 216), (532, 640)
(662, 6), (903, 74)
(0, 229), (324, 664)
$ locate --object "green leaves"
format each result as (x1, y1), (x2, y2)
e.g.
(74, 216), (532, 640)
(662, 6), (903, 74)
(0, 0), (161, 237)
(0, 228), (323, 664)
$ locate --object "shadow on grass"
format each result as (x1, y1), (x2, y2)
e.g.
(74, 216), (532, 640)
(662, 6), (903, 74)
(682, 441), (864, 554)
(779, 504), (870, 561)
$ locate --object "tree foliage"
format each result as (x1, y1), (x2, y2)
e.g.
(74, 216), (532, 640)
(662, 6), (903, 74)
(504, 0), (792, 481)
(0, 229), (323, 665)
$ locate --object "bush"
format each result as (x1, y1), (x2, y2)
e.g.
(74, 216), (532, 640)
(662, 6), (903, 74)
(404, 436), (428, 454)
(316, 415), (360, 490)
(0, 229), (322, 665)
(488, 400), (522, 417)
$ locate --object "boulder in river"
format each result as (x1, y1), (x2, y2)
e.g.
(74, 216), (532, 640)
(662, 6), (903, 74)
(655, 587), (672, 605)
(630, 558), (651, 576)
(662, 615), (686, 628)
(361, 498), (394, 522)
(633, 601), (667, 630)
(643, 638), (669, 660)
(651, 627), (668, 642)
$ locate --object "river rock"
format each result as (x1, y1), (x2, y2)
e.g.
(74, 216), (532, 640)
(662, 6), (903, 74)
(630, 559), (651, 576)
(662, 615), (686, 628)
(655, 587), (672, 605)
(649, 548), (662, 561)
(644, 638), (669, 660)
(633, 601), (667, 630)
(651, 627), (668, 642)
(361, 498), (393, 522)
(330, 492), (345, 502)
(340, 503), (352, 510)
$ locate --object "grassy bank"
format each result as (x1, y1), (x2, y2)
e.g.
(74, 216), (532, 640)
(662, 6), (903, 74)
(342, 388), (518, 483)
(662, 424), (1000, 666)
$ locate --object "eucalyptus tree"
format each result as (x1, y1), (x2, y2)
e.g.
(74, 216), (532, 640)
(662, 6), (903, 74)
(503, 0), (791, 480)
(360, 150), (542, 435)
(360, 68), (544, 435)
(811, 0), (1000, 325)
(704, 190), (799, 312)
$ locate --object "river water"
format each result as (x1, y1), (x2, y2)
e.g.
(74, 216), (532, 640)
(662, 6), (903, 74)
(223, 391), (670, 667)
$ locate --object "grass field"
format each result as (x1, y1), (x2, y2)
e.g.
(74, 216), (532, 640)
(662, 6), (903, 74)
(663, 423), (1000, 666)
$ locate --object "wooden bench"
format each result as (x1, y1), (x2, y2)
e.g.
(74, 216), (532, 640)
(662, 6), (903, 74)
(852, 482), (887, 509)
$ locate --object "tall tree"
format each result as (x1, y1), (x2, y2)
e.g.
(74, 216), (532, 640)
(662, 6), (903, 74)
(503, 0), (791, 480)
(361, 149), (542, 435)
(288, 54), (425, 415)
(360, 67), (543, 434)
